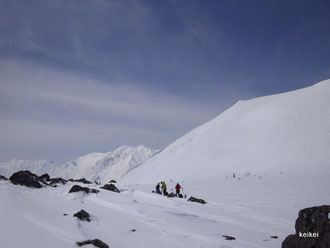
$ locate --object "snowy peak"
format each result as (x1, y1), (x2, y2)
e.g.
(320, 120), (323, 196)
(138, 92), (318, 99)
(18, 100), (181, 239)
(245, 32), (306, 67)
(0, 145), (156, 182)
(52, 145), (156, 182)
(122, 79), (330, 184)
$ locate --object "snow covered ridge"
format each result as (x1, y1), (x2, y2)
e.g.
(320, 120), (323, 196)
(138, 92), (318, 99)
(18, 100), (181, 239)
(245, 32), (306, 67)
(122, 79), (330, 184)
(0, 145), (155, 183)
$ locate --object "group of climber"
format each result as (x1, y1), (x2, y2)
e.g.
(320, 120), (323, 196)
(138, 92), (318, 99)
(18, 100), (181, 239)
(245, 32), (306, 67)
(154, 181), (182, 197)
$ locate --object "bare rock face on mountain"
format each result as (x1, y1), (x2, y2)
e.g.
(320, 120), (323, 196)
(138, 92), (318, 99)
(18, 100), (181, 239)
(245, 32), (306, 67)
(282, 205), (330, 248)
(100, 183), (120, 193)
(9, 171), (43, 188)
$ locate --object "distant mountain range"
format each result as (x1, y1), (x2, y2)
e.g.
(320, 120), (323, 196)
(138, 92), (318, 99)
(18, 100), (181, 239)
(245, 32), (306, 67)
(0, 145), (156, 183)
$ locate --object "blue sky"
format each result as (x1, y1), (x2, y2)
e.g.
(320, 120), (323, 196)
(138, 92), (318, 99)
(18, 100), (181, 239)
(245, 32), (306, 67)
(0, 0), (329, 162)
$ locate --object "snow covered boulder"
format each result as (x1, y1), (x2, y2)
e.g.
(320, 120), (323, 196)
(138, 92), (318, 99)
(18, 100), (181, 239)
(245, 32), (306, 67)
(69, 185), (99, 194)
(100, 183), (120, 193)
(9, 170), (43, 188)
(187, 197), (206, 204)
(76, 239), (109, 248)
(73, 209), (91, 222)
(282, 205), (330, 248)
(0, 175), (8, 181)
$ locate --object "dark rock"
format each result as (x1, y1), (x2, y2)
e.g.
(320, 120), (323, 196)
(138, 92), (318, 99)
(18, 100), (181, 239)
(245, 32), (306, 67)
(76, 239), (109, 248)
(38, 173), (50, 182)
(109, 180), (117, 184)
(282, 205), (330, 248)
(282, 235), (297, 248)
(187, 196), (206, 204)
(131, 229), (136, 232)
(0, 175), (8, 181)
(72, 178), (92, 184)
(167, 192), (176, 198)
(70, 185), (89, 193)
(73, 209), (91, 222)
(100, 183), (120, 193)
(69, 185), (99, 194)
(63, 213), (68, 216)
(222, 235), (236, 240)
(270, 236), (278, 239)
(49, 177), (67, 186)
(9, 170), (43, 188)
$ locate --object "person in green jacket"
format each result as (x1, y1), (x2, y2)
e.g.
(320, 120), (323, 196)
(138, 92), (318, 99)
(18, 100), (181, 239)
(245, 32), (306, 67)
(161, 181), (167, 195)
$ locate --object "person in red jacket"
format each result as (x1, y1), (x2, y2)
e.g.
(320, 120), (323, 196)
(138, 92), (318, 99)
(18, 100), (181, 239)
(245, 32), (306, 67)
(175, 183), (181, 197)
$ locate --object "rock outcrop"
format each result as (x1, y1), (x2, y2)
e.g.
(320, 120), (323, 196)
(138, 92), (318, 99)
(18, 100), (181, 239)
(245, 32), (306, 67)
(0, 175), (8, 181)
(187, 196), (206, 204)
(222, 235), (236, 240)
(49, 177), (67, 186)
(38, 173), (50, 182)
(9, 171), (43, 188)
(73, 209), (91, 222)
(282, 205), (330, 248)
(76, 239), (109, 248)
(69, 178), (92, 184)
(100, 183), (120, 193)
(69, 185), (99, 194)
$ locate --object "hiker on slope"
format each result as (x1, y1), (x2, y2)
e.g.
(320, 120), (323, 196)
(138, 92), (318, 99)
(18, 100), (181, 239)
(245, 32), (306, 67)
(175, 183), (181, 197)
(155, 183), (161, 194)
(161, 181), (167, 195)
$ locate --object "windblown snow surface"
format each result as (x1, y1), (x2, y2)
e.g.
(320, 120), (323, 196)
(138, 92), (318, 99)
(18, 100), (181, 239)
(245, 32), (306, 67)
(0, 145), (155, 182)
(0, 80), (329, 248)
(123, 79), (330, 183)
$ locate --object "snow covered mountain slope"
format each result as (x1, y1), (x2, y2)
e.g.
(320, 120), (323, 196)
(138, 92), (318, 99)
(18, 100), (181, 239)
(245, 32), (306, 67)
(0, 145), (155, 182)
(122, 79), (330, 184)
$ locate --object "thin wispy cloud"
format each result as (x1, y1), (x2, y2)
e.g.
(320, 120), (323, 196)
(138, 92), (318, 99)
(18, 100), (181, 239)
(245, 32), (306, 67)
(0, 0), (329, 162)
(0, 60), (222, 162)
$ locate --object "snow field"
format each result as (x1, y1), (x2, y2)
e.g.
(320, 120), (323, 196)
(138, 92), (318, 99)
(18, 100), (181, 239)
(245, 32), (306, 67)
(1, 171), (328, 248)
